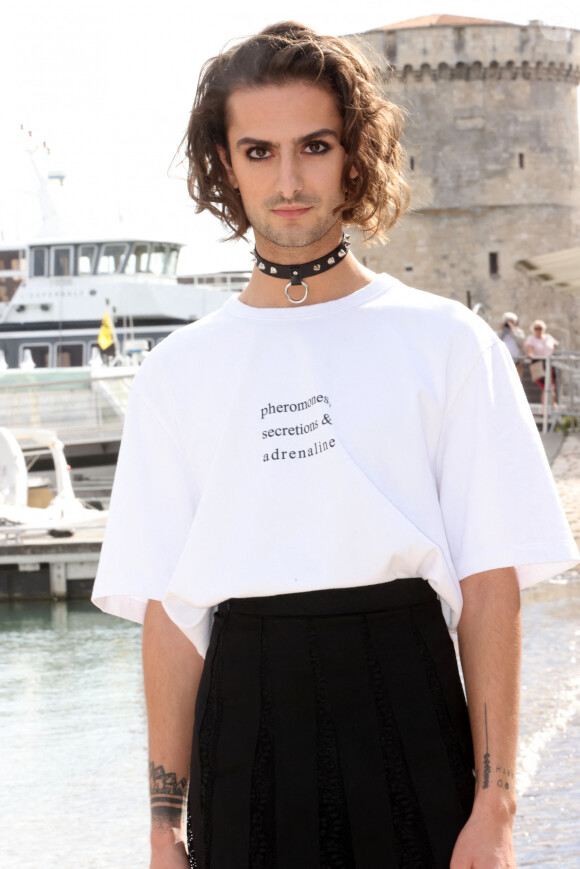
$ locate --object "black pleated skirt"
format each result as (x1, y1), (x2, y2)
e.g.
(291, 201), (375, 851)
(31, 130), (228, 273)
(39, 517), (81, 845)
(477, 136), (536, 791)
(187, 579), (474, 869)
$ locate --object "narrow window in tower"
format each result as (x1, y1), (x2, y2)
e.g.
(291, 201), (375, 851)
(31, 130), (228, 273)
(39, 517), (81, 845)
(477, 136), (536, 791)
(405, 264), (414, 272)
(518, 153), (525, 169)
(489, 252), (499, 276)
(410, 156), (415, 171)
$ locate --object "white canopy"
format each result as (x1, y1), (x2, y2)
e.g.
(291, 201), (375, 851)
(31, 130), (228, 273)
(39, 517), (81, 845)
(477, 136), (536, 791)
(517, 247), (580, 292)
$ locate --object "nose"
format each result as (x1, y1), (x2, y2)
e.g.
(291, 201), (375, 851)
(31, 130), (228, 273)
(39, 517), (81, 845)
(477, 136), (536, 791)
(276, 152), (303, 200)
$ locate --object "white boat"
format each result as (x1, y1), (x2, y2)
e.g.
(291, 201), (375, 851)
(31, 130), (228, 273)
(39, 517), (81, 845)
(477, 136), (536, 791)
(0, 237), (250, 369)
(0, 426), (108, 541)
(1, 128), (250, 369)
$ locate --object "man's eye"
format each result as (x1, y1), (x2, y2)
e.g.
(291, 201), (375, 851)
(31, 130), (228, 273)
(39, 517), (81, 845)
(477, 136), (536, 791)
(247, 146), (270, 160)
(304, 141), (329, 154)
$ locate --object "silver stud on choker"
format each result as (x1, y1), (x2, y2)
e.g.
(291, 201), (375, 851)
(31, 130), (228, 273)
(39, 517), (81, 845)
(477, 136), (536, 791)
(252, 234), (351, 305)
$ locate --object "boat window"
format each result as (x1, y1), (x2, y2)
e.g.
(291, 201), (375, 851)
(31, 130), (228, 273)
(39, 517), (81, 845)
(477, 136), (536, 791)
(78, 244), (97, 275)
(0, 249), (25, 271)
(53, 246), (73, 277)
(22, 344), (50, 368)
(149, 243), (167, 276)
(56, 343), (84, 367)
(166, 246), (179, 276)
(97, 243), (129, 275)
(31, 247), (48, 277)
(125, 243), (150, 275)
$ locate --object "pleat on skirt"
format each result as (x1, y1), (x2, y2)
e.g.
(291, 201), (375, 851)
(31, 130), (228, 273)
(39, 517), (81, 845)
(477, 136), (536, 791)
(187, 579), (475, 869)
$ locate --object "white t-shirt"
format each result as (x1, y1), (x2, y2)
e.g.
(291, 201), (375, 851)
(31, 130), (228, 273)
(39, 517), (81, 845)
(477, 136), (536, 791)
(92, 275), (578, 656)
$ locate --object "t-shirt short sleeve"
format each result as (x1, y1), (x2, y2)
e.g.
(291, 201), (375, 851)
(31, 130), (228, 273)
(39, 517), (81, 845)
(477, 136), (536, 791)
(436, 340), (578, 586)
(92, 381), (199, 626)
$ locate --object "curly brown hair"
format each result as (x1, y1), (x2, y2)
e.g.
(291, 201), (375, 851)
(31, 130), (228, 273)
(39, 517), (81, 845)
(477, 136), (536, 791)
(184, 21), (409, 241)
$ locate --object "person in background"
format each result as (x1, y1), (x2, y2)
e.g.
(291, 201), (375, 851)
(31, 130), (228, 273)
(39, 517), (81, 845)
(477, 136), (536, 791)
(497, 311), (526, 378)
(92, 22), (578, 869)
(525, 319), (559, 406)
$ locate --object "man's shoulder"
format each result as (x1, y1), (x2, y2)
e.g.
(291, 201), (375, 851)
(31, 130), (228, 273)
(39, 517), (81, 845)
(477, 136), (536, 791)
(153, 302), (235, 354)
(375, 275), (499, 350)
(131, 304), (235, 391)
(375, 274), (472, 316)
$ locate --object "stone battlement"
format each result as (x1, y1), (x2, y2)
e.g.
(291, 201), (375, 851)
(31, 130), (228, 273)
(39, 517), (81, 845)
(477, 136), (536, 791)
(359, 20), (580, 83)
(384, 60), (580, 85)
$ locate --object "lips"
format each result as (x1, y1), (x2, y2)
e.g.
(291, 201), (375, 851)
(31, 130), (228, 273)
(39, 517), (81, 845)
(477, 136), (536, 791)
(272, 206), (312, 218)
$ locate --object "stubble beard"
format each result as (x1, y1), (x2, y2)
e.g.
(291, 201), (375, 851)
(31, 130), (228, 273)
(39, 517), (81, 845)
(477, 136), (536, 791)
(247, 197), (344, 252)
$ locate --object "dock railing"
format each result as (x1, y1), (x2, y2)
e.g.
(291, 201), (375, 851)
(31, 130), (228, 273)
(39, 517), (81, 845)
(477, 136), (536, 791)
(542, 352), (580, 433)
(522, 352), (580, 433)
(0, 367), (137, 448)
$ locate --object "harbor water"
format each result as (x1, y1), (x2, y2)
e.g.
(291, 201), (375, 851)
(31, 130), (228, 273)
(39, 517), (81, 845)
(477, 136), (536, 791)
(0, 575), (579, 867)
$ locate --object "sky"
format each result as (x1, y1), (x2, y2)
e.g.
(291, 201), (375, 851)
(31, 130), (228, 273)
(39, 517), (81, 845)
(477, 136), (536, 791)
(1, 0), (579, 273)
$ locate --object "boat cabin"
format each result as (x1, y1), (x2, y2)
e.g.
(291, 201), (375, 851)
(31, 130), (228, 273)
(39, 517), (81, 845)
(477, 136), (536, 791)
(28, 240), (181, 279)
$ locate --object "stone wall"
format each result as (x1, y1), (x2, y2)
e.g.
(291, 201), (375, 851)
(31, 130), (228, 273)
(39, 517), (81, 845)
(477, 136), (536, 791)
(349, 21), (580, 347)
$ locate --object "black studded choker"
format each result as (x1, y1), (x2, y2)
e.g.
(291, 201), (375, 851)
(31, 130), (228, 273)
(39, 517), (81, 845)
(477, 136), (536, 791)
(252, 234), (351, 305)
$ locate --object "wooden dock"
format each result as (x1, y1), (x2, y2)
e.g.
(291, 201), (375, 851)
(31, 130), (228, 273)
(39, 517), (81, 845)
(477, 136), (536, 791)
(0, 529), (102, 601)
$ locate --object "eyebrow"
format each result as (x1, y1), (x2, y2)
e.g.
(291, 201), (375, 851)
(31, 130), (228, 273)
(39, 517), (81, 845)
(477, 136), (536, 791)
(234, 128), (340, 150)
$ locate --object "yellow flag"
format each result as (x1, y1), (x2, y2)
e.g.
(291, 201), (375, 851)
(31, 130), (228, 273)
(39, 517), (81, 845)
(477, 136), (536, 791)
(98, 311), (115, 351)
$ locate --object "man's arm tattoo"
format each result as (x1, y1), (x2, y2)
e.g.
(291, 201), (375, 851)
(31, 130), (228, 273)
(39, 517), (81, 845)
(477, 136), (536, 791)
(482, 702), (491, 789)
(149, 761), (188, 829)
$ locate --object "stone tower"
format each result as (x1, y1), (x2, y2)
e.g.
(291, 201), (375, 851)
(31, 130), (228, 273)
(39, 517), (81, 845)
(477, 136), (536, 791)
(351, 15), (580, 344)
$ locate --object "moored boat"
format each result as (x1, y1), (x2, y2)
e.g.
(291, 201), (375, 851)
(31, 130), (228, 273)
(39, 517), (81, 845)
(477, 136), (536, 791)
(0, 426), (108, 542)
(0, 236), (250, 369)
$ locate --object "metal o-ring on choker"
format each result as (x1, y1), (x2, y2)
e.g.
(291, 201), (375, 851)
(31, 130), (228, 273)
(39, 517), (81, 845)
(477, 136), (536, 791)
(285, 280), (309, 304)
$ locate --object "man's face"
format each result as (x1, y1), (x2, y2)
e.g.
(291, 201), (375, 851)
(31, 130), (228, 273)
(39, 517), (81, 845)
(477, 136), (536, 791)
(221, 82), (349, 257)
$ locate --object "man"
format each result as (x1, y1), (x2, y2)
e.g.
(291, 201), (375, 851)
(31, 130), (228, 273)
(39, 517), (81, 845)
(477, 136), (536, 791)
(92, 22), (578, 869)
(497, 312), (525, 379)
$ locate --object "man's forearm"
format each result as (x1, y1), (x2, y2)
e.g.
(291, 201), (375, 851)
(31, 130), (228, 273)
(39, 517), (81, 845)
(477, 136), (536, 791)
(458, 567), (521, 814)
(451, 567), (521, 868)
(143, 600), (205, 858)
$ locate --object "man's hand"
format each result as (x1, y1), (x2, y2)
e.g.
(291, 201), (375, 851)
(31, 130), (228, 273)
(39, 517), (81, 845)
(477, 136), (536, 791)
(150, 836), (190, 868)
(450, 807), (516, 868)
(150, 804), (190, 868)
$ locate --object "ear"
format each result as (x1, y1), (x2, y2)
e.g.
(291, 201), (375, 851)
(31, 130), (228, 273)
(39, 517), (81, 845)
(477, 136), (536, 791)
(216, 145), (238, 188)
(348, 163), (359, 181)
